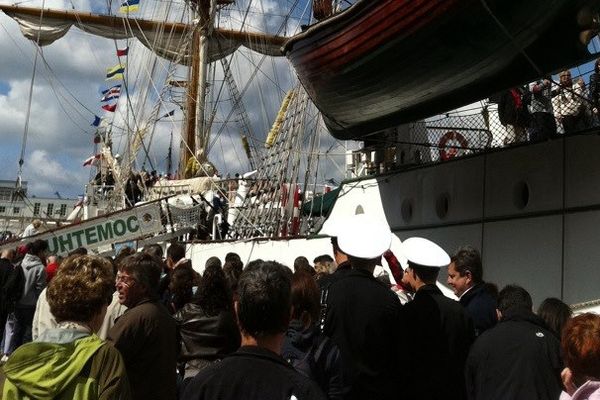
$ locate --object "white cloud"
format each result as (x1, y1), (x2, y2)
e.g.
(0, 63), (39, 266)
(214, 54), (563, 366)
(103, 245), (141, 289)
(0, 0), (349, 200)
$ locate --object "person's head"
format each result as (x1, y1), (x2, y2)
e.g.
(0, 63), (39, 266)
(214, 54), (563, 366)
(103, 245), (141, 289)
(290, 271), (320, 328)
(195, 261), (232, 316)
(27, 239), (49, 259)
(293, 256), (313, 275)
(313, 254), (334, 276)
(336, 215), (393, 272)
(166, 242), (186, 268)
(225, 252), (241, 264)
(46, 254), (58, 265)
(32, 219), (42, 229)
(537, 297), (572, 338)
(223, 261), (242, 296)
(205, 256), (222, 270)
(497, 284), (532, 319)
(47, 255), (114, 331)
(68, 247), (88, 257)
(143, 244), (164, 260)
(595, 58), (600, 74)
(559, 70), (572, 86)
(561, 313), (600, 390)
(169, 265), (196, 312)
(236, 261), (292, 340)
(116, 252), (162, 307)
(447, 246), (482, 297)
(400, 237), (450, 291)
(1, 248), (15, 261)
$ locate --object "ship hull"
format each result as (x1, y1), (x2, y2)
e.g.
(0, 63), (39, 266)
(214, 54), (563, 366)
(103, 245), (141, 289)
(284, 0), (597, 140)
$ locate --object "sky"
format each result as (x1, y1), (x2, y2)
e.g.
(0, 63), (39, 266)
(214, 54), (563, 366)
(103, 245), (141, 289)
(0, 0), (351, 199)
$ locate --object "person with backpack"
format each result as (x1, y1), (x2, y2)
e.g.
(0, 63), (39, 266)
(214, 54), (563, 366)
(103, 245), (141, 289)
(282, 271), (345, 400)
(8, 239), (48, 354)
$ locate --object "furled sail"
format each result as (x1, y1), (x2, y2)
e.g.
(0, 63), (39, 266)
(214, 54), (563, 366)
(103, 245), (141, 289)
(1, 5), (286, 65)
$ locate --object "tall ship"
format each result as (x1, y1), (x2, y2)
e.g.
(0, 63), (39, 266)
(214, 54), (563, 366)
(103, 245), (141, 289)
(1, 0), (600, 312)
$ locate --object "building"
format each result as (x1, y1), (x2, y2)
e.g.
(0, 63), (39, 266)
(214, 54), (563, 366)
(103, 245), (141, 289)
(0, 180), (76, 238)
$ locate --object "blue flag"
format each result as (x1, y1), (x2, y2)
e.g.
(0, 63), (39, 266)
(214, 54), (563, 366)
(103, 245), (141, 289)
(91, 115), (102, 127)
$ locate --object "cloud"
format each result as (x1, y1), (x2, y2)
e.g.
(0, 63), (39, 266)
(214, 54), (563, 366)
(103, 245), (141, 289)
(0, 0), (350, 201)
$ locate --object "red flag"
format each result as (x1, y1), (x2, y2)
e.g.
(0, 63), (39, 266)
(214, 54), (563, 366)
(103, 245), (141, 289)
(117, 47), (129, 57)
(83, 154), (101, 166)
(102, 103), (117, 112)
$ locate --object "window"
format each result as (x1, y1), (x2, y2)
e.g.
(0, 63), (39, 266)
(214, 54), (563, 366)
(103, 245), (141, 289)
(13, 207), (20, 215)
(46, 203), (54, 216)
(33, 203), (40, 216)
(0, 206), (5, 214)
(59, 204), (67, 217)
(0, 188), (12, 201)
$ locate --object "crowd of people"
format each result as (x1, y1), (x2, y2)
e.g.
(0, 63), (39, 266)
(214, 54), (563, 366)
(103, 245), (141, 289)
(0, 214), (599, 400)
(496, 60), (600, 145)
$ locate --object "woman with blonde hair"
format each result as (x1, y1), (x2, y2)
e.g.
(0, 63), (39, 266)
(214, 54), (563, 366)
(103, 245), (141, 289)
(2, 255), (130, 399)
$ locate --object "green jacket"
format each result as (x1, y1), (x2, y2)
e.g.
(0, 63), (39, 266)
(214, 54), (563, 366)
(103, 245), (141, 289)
(2, 330), (130, 400)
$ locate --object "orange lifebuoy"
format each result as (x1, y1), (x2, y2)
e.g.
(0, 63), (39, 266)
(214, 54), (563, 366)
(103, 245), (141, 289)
(438, 131), (468, 161)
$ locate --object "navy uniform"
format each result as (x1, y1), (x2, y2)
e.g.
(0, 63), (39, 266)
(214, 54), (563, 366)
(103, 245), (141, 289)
(399, 237), (475, 400)
(321, 215), (403, 400)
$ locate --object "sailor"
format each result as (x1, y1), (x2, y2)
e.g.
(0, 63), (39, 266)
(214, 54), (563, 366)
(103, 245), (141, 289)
(321, 214), (402, 400)
(399, 237), (474, 400)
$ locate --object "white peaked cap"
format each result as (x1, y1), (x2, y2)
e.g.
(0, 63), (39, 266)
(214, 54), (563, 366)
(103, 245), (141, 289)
(399, 237), (450, 268)
(336, 214), (392, 259)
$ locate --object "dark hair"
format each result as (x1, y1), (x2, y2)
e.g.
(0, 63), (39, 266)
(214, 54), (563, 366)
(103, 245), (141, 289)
(291, 271), (320, 322)
(68, 247), (88, 257)
(205, 256), (222, 270)
(237, 261), (291, 338)
(167, 242), (186, 263)
(294, 256), (314, 275)
(169, 265), (196, 313)
(451, 246), (483, 283)
(313, 254), (334, 264)
(143, 244), (164, 259)
(119, 253), (162, 296)
(27, 239), (48, 256)
(497, 285), (532, 315)
(223, 261), (242, 295)
(225, 252), (241, 263)
(48, 255), (114, 323)
(410, 262), (439, 284)
(537, 297), (572, 337)
(562, 313), (600, 382)
(193, 264), (231, 316)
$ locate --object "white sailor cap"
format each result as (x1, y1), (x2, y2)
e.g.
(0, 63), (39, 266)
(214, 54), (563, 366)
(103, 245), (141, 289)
(399, 237), (450, 269)
(336, 214), (392, 259)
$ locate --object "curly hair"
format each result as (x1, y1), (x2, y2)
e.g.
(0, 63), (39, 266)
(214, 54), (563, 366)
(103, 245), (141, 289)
(193, 264), (232, 316)
(47, 255), (114, 323)
(562, 313), (600, 382)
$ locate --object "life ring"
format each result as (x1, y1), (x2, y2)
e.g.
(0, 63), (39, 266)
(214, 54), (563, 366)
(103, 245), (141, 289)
(438, 131), (468, 161)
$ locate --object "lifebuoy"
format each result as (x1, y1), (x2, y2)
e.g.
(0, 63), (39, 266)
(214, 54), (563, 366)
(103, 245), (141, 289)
(438, 131), (468, 161)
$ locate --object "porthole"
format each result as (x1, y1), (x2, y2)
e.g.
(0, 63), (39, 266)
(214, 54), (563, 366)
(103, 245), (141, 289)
(436, 193), (450, 219)
(401, 198), (413, 223)
(513, 181), (530, 210)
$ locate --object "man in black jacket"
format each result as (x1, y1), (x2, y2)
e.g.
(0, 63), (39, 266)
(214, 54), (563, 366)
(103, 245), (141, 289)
(182, 261), (325, 400)
(465, 285), (563, 400)
(447, 246), (497, 336)
(322, 214), (402, 400)
(400, 237), (474, 400)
